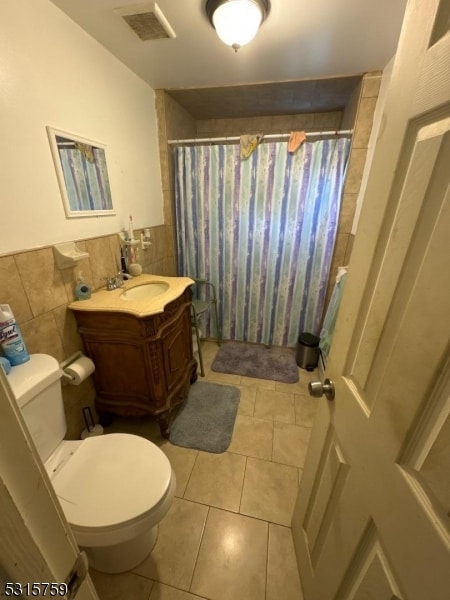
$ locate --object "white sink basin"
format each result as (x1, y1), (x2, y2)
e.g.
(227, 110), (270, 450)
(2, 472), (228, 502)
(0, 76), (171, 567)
(120, 282), (169, 301)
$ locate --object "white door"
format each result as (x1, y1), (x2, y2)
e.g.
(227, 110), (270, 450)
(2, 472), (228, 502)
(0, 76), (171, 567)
(0, 369), (98, 599)
(292, 1), (450, 599)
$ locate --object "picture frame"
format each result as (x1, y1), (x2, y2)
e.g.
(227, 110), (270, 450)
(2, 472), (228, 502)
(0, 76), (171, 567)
(47, 127), (115, 218)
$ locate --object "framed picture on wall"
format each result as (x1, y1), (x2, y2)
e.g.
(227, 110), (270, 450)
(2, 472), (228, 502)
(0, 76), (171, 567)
(47, 127), (115, 218)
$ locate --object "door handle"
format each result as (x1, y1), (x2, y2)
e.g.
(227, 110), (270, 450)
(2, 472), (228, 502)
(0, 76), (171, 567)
(308, 378), (335, 401)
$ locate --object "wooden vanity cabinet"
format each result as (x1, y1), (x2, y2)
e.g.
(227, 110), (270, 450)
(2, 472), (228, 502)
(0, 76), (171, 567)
(72, 288), (197, 437)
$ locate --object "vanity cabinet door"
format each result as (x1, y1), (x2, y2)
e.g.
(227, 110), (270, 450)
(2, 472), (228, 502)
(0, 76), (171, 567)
(159, 302), (194, 394)
(87, 338), (152, 411)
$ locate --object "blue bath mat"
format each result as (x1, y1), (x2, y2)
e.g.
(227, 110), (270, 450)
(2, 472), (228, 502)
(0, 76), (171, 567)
(212, 341), (299, 383)
(169, 381), (240, 453)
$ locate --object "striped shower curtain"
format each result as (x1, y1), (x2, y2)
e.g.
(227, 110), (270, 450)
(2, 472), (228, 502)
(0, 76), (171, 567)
(58, 146), (113, 212)
(175, 138), (350, 347)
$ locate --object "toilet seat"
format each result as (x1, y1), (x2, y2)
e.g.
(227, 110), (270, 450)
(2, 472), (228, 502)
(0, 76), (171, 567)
(52, 433), (172, 530)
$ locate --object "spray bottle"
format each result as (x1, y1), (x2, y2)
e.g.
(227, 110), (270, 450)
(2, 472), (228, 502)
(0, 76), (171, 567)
(0, 304), (30, 365)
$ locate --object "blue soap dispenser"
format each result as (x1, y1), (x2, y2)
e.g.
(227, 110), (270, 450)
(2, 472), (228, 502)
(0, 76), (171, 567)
(75, 272), (91, 300)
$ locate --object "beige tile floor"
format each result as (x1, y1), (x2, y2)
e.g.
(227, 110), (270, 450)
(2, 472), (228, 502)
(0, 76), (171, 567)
(90, 342), (319, 600)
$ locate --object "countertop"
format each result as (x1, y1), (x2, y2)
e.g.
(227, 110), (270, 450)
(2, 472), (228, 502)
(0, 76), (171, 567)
(68, 274), (194, 317)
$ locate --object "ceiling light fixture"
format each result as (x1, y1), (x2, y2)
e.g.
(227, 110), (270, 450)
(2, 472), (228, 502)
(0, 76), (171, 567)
(206, 0), (271, 52)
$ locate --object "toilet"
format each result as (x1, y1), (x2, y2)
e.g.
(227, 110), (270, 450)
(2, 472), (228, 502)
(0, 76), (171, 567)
(8, 353), (176, 574)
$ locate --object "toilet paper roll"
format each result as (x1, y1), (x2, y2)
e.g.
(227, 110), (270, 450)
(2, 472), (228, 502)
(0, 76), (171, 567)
(64, 356), (95, 385)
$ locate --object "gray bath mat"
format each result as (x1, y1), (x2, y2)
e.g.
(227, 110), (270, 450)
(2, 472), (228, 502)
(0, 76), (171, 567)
(212, 341), (299, 383)
(169, 381), (240, 453)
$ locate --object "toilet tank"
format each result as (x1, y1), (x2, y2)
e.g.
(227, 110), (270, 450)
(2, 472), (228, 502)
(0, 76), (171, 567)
(8, 354), (66, 463)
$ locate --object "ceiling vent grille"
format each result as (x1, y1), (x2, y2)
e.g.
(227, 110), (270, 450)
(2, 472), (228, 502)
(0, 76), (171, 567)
(114, 2), (176, 41)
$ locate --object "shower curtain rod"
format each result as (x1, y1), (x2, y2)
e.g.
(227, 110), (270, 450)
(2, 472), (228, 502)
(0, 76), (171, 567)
(168, 129), (353, 145)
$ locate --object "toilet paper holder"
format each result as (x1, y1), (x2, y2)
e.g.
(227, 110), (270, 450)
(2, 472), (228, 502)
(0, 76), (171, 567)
(81, 406), (104, 439)
(83, 406), (95, 432)
(60, 351), (95, 385)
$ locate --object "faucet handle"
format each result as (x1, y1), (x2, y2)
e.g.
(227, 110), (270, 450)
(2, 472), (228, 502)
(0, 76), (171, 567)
(103, 276), (117, 291)
(115, 271), (124, 287)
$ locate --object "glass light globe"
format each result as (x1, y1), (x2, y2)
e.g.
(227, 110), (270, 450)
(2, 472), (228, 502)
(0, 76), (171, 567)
(212, 0), (263, 51)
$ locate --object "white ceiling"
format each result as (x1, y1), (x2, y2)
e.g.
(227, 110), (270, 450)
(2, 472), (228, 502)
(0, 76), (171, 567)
(49, 0), (408, 90)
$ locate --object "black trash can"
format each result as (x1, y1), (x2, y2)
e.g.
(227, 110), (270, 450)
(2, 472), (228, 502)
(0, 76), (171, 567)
(296, 332), (320, 371)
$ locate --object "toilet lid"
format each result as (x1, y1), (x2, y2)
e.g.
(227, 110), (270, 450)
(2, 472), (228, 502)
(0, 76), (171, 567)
(52, 433), (172, 529)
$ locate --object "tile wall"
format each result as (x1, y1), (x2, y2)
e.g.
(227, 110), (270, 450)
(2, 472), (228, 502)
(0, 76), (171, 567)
(0, 224), (176, 438)
(155, 91), (197, 233)
(195, 110), (343, 137)
(325, 71), (382, 307)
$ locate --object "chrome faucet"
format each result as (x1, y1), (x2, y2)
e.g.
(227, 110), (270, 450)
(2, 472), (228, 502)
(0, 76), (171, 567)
(104, 272), (134, 291)
(104, 276), (117, 291)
